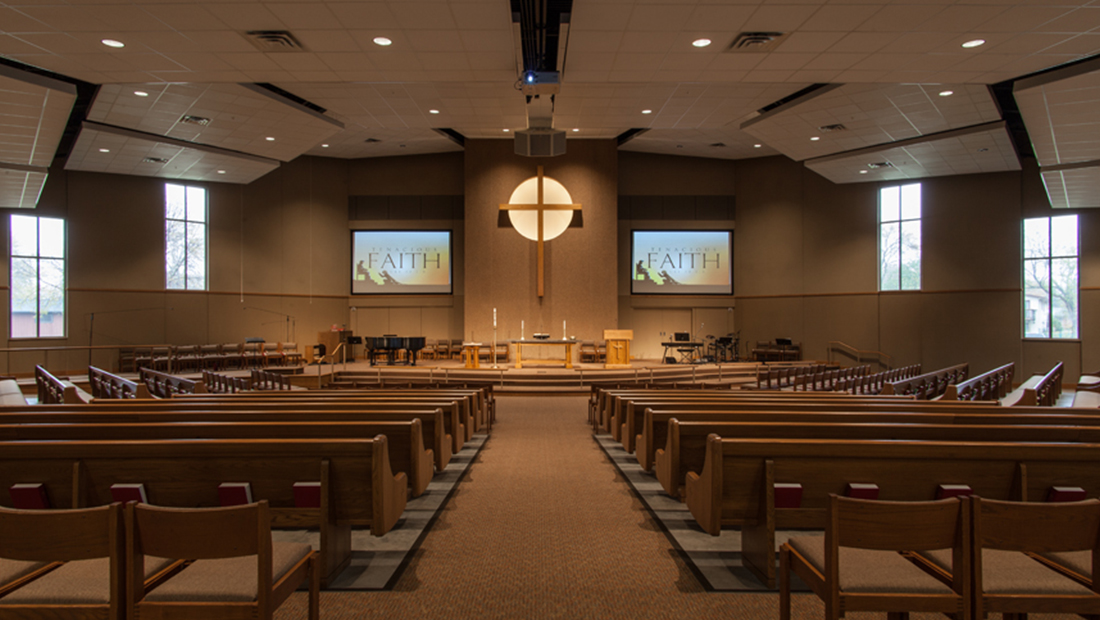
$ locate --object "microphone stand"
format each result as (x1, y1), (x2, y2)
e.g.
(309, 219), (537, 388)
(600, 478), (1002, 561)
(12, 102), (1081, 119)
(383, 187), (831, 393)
(242, 307), (296, 342)
(86, 307), (167, 368)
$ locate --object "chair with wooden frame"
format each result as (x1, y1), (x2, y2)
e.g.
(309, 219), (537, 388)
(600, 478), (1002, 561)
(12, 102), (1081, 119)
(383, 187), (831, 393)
(0, 502), (124, 619)
(969, 496), (1100, 620)
(780, 494), (970, 620)
(126, 500), (319, 620)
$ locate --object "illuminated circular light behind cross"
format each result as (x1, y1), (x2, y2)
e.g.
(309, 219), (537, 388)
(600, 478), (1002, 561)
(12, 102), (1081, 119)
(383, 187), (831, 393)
(499, 166), (582, 297)
(506, 175), (574, 241)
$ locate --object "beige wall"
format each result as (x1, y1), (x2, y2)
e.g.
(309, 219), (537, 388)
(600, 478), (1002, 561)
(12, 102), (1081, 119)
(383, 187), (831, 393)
(2, 144), (1095, 381)
(1, 156), (350, 374)
(347, 151), (466, 342)
(617, 153), (737, 359)
(734, 155), (1095, 382)
(463, 139), (619, 359)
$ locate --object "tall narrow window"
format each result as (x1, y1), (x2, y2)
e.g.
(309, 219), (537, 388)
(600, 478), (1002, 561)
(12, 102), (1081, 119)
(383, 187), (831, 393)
(165, 183), (207, 290)
(1024, 215), (1078, 339)
(10, 215), (65, 338)
(879, 183), (922, 291)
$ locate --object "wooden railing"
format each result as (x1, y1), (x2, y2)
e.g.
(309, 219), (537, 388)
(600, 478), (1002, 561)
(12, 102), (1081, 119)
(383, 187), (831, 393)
(88, 366), (152, 400)
(34, 365), (82, 404)
(250, 369), (291, 391)
(202, 370), (250, 394)
(832, 364), (922, 395)
(881, 363), (969, 400)
(941, 362), (1015, 401)
(827, 341), (893, 371)
(139, 367), (207, 398)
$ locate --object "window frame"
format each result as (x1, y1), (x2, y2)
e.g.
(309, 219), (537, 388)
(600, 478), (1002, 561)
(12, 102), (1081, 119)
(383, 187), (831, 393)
(878, 182), (922, 292)
(1022, 214), (1079, 340)
(165, 183), (208, 291)
(9, 214), (67, 340)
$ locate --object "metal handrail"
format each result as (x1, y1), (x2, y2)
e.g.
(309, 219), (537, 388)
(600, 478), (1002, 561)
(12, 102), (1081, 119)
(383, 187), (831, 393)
(827, 341), (893, 371)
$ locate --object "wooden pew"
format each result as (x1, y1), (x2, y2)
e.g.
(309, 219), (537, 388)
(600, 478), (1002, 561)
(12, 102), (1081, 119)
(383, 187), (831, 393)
(683, 436), (1100, 588)
(0, 437), (406, 588)
(881, 362), (969, 399)
(1003, 361), (1064, 407)
(941, 362), (1015, 401)
(88, 366), (152, 400)
(139, 367), (208, 398)
(0, 419), (434, 498)
(617, 394), (930, 456)
(0, 404), (453, 473)
(34, 365), (85, 404)
(595, 388), (915, 435)
(655, 416), (1100, 500)
(178, 390), (479, 443)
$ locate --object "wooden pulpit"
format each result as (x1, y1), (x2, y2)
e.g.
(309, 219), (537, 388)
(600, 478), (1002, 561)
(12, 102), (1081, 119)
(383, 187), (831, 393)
(603, 329), (633, 369)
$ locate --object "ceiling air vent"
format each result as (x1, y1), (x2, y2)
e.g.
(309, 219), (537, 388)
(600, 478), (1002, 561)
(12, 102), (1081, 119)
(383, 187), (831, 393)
(867, 162), (893, 169)
(364, 138), (381, 143)
(709, 142), (726, 148)
(142, 157), (170, 164)
(818, 123), (847, 132)
(179, 115), (211, 127)
(727, 32), (786, 53)
(243, 30), (305, 52)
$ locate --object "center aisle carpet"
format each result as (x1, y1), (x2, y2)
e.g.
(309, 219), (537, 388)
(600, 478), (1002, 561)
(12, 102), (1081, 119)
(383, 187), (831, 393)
(274, 395), (1042, 619)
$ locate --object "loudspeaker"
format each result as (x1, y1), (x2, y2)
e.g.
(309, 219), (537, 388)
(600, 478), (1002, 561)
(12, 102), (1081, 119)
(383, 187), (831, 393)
(514, 128), (566, 157)
(664, 356), (676, 364)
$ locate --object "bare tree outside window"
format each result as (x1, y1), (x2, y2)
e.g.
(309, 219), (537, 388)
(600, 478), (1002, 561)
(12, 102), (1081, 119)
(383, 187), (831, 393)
(10, 215), (65, 338)
(166, 184), (207, 290)
(1024, 215), (1077, 339)
(879, 183), (921, 291)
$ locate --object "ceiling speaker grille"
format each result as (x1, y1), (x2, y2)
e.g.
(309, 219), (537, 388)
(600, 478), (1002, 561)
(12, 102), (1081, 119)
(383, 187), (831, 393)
(726, 32), (786, 53)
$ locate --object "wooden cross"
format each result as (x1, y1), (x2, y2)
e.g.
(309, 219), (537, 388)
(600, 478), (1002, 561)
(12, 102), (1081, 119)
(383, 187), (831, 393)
(499, 166), (582, 297)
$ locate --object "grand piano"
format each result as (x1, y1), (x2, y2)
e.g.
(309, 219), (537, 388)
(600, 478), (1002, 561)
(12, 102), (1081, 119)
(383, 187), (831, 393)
(366, 335), (427, 366)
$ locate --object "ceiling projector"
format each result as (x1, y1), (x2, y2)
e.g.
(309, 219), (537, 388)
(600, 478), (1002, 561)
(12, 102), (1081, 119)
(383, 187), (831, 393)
(520, 71), (560, 96)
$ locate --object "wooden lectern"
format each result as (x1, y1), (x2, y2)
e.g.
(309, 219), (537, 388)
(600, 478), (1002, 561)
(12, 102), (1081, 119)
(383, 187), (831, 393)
(603, 329), (633, 369)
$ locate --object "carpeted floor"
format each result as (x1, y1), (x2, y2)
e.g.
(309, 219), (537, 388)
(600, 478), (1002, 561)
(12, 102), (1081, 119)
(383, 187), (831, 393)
(274, 395), (1080, 619)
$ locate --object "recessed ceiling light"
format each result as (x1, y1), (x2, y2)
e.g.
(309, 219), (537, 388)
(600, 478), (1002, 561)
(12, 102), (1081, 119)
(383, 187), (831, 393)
(503, 128), (510, 132)
(859, 170), (868, 174)
(692, 38), (711, 48)
(98, 148), (110, 153)
(373, 37), (392, 46)
(753, 144), (762, 148)
(134, 90), (149, 97)
(217, 170), (226, 174)
(429, 109), (439, 114)
(939, 90), (954, 97)
(101, 39), (124, 48)
(321, 144), (329, 148)
(810, 136), (820, 141)
(642, 109), (652, 114)
(962, 39), (985, 48)
(265, 137), (275, 141)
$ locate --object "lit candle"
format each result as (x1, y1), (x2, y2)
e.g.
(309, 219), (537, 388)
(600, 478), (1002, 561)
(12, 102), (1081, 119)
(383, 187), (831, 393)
(521, 320), (525, 340)
(493, 308), (497, 328)
(563, 320), (566, 339)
